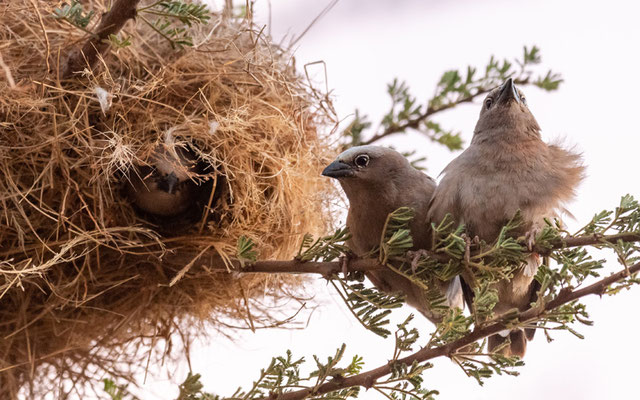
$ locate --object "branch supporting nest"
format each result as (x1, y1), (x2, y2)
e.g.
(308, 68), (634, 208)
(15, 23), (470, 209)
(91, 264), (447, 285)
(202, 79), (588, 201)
(165, 233), (640, 275)
(62, 0), (141, 78)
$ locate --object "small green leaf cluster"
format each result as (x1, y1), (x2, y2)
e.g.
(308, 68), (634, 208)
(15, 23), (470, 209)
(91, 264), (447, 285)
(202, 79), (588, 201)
(297, 228), (351, 262)
(138, 1), (211, 48)
(341, 46), (562, 169)
(331, 280), (404, 338)
(53, 1), (211, 50)
(236, 235), (259, 268)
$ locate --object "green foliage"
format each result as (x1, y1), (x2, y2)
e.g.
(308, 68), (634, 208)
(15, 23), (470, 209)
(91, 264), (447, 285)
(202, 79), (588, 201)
(103, 379), (140, 400)
(379, 207), (415, 264)
(397, 149), (427, 171)
(296, 228), (351, 261)
(174, 195), (636, 399)
(176, 373), (218, 400)
(220, 347), (362, 400)
(427, 308), (473, 347)
(310, 345), (361, 381)
(393, 315), (420, 360)
(236, 235), (258, 268)
(579, 194), (640, 236)
(296, 228), (351, 262)
(53, 1), (211, 49)
(137, 1), (211, 48)
(471, 281), (499, 324)
(342, 110), (372, 146)
(53, 1), (95, 29)
(342, 45), (563, 164)
(149, 1), (211, 26)
(94, 33), (640, 399)
(379, 361), (438, 400)
(424, 121), (463, 151)
(430, 45), (561, 109)
(108, 34), (132, 48)
(331, 280), (404, 337)
(453, 350), (524, 386)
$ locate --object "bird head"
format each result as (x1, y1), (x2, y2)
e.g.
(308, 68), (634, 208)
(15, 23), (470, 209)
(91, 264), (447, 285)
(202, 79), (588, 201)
(322, 145), (415, 198)
(473, 78), (540, 140)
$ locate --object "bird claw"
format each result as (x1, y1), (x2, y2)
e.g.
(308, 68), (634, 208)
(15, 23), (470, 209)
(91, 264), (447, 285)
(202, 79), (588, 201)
(408, 249), (429, 273)
(463, 234), (472, 264)
(339, 254), (351, 278)
(524, 227), (541, 251)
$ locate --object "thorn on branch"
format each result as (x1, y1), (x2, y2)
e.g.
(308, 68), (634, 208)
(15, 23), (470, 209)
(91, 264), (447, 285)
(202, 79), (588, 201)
(363, 375), (376, 389)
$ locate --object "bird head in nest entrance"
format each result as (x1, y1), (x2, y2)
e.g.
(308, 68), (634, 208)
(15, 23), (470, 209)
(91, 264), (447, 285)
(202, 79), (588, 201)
(125, 140), (224, 232)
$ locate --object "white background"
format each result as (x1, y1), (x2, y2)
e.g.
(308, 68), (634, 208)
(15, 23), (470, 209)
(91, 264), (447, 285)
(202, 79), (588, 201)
(139, 1), (640, 399)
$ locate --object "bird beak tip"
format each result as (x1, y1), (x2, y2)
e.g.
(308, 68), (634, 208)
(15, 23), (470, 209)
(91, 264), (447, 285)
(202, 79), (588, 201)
(322, 161), (354, 179)
(165, 172), (179, 194)
(498, 78), (522, 105)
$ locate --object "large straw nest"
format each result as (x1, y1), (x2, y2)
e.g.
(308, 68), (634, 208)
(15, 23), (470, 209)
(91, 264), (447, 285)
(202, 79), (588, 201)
(0, 1), (336, 397)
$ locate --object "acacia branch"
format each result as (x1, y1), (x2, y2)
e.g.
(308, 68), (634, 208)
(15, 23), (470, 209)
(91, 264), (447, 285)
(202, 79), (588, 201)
(256, 261), (640, 400)
(163, 232), (640, 275)
(62, 0), (141, 78)
(360, 78), (530, 146)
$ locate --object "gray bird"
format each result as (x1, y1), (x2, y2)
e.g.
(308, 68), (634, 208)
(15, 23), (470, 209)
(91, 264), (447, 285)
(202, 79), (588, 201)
(428, 78), (585, 357)
(128, 144), (197, 217)
(323, 145), (463, 323)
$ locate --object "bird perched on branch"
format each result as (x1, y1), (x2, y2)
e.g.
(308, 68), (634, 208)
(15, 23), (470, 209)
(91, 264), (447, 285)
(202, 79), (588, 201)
(127, 137), (198, 218)
(428, 78), (585, 357)
(322, 145), (463, 324)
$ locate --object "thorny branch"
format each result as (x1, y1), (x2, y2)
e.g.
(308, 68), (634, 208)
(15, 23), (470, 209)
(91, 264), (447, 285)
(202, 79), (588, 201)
(164, 232), (640, 276)
(359, 78), (530, 146)
(254, 260), (640, 400)
(62, 0), (142, 78)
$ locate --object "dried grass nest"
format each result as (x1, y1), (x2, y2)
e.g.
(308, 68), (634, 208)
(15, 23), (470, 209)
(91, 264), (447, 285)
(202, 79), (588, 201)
(0, 1), (336, 397)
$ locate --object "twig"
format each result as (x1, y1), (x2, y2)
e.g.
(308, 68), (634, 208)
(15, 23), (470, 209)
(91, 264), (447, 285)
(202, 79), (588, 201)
(360, 78), (530, 146)
(29, 0), (51, 74)
(62, 0), (142, 79)
(289, 0), (340, 48)
(163, 253), (384, 277)
(255, 261), (640, 400)
(537, 232), (640, 255)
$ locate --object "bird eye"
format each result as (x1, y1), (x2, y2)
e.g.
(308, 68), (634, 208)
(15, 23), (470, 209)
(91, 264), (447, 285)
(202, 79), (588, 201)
(485, 98), (493, 109)
(520, 95), (527, 105)
(354, 154), (370, 168)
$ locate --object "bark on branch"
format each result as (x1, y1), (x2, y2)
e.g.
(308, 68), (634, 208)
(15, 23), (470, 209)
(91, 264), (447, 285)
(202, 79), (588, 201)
(256, 260), (640, 400)
(62, 0), (141, 79)
(163, 232), (640, 275)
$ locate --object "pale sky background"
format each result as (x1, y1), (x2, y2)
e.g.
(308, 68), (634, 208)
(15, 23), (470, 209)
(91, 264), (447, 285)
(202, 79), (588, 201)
(137, 1), (640, 399)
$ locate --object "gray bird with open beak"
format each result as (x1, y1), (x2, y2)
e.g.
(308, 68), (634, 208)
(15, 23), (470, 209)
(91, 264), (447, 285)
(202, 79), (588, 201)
(323, 145), (463, 324)
(428, 78), (585, 357)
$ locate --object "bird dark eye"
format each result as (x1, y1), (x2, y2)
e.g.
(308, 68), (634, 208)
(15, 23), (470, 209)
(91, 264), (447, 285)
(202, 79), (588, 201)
(520, 95), (527, 105)
(354, 154), (370, 168)
(485, 98), (493, 109)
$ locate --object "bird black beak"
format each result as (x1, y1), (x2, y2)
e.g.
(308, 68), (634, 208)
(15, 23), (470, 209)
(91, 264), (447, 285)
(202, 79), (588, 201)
(159, 172), (179, 194)
(497, 78), (522, 105)
(322, 160), (355, 178)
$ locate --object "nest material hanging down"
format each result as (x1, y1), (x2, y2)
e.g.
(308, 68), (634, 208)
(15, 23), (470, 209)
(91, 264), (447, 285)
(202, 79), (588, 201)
(0, 0), (336, 397)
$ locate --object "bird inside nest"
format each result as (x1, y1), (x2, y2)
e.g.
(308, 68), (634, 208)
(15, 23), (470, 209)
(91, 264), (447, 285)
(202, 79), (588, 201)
(125, 141), (221, 227)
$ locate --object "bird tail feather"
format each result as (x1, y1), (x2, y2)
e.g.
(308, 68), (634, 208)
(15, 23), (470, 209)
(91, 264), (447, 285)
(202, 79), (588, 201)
(487, 330), (527, 359)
